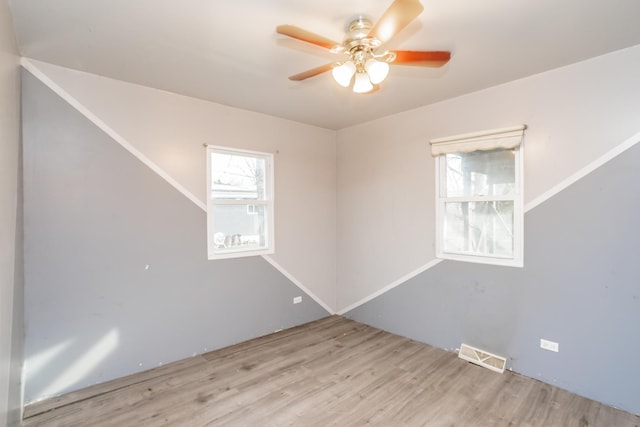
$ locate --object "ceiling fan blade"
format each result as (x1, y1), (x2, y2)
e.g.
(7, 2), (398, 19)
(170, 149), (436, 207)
(391, 50), (451, 67)
(368, 0), (424, 44)
(277, 25), (339, 50)
(288, 63), (335, 81)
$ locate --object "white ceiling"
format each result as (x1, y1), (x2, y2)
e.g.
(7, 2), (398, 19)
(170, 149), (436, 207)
(8, 0), (640, 130)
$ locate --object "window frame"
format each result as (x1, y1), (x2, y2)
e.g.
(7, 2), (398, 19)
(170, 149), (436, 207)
(433, 131), (524, 268)
(206, 145), (275, 260)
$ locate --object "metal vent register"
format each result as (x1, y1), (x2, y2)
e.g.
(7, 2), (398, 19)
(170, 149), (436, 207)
(458, 343), (506, 373)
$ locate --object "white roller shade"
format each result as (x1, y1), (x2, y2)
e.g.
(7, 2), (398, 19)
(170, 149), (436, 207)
(430, 125), (526, 156)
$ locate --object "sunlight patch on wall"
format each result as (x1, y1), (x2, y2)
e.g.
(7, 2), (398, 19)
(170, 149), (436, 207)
(37, 329), (120, 400)
(24, 340), (73, 381)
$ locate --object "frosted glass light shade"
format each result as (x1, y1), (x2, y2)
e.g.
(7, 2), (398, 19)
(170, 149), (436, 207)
(332, 61), (356, 87)
(365, 59), (389, 84)
(353, 72), (373, 93)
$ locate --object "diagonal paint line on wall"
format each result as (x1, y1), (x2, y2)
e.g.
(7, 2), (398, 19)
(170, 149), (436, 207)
(339, 130), (640, 315)
(524, 131), (640, 212)
(24, 56), (639, 317)
(337, 259), (443, 315)
(262, 256), (334, 314)
(21, 58), (207, 211)
(21, 57), (335, 315)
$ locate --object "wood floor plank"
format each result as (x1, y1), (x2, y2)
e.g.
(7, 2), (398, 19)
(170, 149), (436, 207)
(24, 316), (640, 427)
(23, 354), (209, 419)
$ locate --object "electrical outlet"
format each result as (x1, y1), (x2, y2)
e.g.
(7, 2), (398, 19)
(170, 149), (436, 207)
(293, 296), (302, 304)
(540, 339), (559, 352)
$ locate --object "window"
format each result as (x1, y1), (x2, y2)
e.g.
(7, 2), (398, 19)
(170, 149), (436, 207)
(206, 146), (274, 260)
(431, 126), (525, 267)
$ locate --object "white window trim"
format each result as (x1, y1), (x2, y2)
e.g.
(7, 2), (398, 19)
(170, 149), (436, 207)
(430, 125), (526, 156)
(206, 145), (275, 260)
(432, 126), (525, 268)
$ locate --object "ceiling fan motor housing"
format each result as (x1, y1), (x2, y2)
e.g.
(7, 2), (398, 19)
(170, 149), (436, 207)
(344, 18), (382, 56)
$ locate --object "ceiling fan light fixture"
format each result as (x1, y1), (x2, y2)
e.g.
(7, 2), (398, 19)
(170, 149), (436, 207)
(352, 71), (373, 93)
(332, 61), (356, 87)
(277, 0), (451, 94)
(365, 59), (390, 84)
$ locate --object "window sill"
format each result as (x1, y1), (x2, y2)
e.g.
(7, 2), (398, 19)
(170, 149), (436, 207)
(436, 251), (523, 268)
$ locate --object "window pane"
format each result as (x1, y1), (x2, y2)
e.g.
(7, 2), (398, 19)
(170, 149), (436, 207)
(443, 201), (514, 258)
(210, 152), (267, 200)
(444, 149), (515, 198)
(212, 204), (269, 254)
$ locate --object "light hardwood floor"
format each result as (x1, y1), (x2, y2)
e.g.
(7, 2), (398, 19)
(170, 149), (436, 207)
(24, 316), (639, 426)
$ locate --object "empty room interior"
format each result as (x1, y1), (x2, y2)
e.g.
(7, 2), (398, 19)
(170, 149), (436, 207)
(2, 0), (640, 425)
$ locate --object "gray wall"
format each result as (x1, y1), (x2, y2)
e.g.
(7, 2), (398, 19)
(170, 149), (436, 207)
(7, 149), (23, 427)
(0, 0), (23, 424)
(22, 70), (328, 403)
(347, 140), (640, 414)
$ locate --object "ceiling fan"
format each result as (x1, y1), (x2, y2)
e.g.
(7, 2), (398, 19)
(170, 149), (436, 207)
(276, 0), (450, 94)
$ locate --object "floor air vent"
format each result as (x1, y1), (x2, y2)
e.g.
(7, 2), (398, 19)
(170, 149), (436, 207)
(458, 343), (506, 373)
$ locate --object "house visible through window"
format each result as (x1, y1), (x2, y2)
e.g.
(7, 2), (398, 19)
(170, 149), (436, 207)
(431, 126), (525, 267)
(206, 146), (274, 260)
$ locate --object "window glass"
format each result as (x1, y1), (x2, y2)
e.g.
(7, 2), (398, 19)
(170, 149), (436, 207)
(444, 149), (515, 198)
(443, 201), (514, 258)
(211, 204), (269, 254)
(436, 146), (523, 267)
(210, 153), (267, 200)
(207, 147), (274, 260)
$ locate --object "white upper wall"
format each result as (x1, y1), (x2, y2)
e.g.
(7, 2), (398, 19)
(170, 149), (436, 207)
(26, 60), (338, 312)
(0, 0), (21, 424)
(336, 45), (640, 311)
